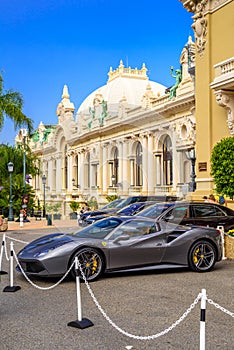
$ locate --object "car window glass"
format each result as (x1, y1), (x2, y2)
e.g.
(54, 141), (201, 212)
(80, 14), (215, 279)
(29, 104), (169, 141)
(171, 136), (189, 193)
(109, 220), (158, 240)
(162, 206), (189, 221)
(137, 204), (170, 218)
(193, 205), (224, 218)
(74, 218), (121, 238)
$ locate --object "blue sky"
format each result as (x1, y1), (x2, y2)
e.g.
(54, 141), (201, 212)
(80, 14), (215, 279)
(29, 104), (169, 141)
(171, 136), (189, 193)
(0, 0), (193, 144)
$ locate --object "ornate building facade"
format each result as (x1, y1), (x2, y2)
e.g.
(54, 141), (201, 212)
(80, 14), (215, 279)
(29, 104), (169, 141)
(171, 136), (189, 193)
(16, 0), (234, 217)
(180, 0), (234, 198)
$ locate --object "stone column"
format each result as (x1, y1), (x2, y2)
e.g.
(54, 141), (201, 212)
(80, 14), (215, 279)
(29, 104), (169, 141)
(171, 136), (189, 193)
(142, 134), (148, 193)
(122, 140), (129, 195)
(147, 133), (154, 194)
(79, 151), (85, 191)
(102, 143), (108, 193)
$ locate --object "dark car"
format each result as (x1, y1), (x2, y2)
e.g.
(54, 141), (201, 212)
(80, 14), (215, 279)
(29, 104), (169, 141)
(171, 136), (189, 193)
(137, 201), (234, 232)
(17, 216), (222, 282)
(78, 195), (178, 226)
(83, 201), (156, 225)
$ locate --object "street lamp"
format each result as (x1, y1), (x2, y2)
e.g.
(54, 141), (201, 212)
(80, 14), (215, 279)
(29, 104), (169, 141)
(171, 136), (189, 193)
(21, 128), (28, 188)
(42, 174), (47, 218)
(8, 162), (14, 221)
(185, 148), (196, 192)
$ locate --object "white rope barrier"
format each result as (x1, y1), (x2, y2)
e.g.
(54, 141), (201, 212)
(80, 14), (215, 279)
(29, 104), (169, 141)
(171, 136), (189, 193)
(13, 248), (75, 290)
(77, 260), (202, 340)
(5, 235), (29, 244)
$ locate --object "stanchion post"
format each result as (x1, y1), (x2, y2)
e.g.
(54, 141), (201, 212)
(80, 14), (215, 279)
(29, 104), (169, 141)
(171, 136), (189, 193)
(67, 257), (93, 329)
(200, 288), (206, 350)
(217, 225), (226, 260)
(3, 242), (21, 292)
(0, 234), (8, 275)
(20, 212), (24, 227)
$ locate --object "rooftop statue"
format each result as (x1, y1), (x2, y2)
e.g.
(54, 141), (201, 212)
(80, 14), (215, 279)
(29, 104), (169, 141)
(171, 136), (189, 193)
(169, 66), (182, 99)
(99, 100), (108, 127)
(88, 107), (95, 129)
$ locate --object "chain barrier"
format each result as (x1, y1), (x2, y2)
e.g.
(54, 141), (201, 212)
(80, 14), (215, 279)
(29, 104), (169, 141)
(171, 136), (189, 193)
(13, 247), (75, 290)
(207, 298), (234, 318)
(77, 260), (202, 340)
(4, 238), (10, 261)
(5, 235), (29, 244)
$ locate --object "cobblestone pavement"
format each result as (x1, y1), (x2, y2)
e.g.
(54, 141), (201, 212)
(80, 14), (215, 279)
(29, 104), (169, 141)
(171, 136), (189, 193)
(0, 222), (234, 350)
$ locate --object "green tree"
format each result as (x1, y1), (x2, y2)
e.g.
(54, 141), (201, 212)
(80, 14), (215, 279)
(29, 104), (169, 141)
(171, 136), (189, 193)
(0, 144), (39, 217)
(0, 73), (33, 134)
(211, 136), (234, 199)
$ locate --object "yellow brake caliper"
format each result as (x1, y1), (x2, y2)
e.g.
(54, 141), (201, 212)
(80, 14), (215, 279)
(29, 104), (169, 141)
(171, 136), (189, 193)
(91, 256), (98, 274)
(193, 248), (200, 263)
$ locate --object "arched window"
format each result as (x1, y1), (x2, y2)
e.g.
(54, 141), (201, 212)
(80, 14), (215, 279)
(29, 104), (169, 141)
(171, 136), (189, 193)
(162, 136), (172, 185)
(136, 142), (142, 186)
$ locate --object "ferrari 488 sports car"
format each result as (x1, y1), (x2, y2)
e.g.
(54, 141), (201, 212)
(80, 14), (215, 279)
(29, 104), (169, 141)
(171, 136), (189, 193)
(17, 216), (222, 282)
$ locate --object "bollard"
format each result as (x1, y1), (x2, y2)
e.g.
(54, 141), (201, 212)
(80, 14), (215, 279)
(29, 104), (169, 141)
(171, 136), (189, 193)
(217, 225), (226, 260)
(47, 214), (52, 226)
(0, 234), (8, 275)
(3, 242), (21, 292)
(67, 257), (93, 329)
(19, 212), (24, 227)
(200, 289), (206, 350)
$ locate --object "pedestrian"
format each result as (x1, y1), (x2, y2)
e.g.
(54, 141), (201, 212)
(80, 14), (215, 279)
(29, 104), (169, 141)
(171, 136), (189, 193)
(208, 194), (217, 203)
(202, 195), (209, 203)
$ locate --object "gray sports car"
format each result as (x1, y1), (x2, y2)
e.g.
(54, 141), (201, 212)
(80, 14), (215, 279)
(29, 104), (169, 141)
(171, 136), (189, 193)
(17, 216), (223, 281)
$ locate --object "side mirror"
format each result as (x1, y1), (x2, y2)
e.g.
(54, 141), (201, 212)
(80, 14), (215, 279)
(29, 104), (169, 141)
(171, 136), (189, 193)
(113, 234), (130, 244)
(162, 215), (174, 221)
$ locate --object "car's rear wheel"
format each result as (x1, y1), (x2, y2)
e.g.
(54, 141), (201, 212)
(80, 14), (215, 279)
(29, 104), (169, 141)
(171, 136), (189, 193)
(70, 247), (104, 281)
(189, 240), (216, 272)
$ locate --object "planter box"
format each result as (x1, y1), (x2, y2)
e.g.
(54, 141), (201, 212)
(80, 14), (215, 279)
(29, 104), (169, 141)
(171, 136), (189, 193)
(0, 218), (8, 232)
(69, 212), (77, 220)
(225, 235), (234, 260)
(53, 214), (61, 220)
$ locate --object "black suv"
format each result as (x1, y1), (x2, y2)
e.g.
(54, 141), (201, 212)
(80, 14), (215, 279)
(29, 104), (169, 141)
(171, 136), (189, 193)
(137, 201), (234, 232)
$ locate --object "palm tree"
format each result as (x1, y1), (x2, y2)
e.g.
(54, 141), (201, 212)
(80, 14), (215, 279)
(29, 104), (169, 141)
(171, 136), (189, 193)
(0, 73), (33, 134)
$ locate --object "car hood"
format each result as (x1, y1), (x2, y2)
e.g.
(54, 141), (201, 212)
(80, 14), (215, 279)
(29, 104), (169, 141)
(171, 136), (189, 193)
(18, 233), (74, 256)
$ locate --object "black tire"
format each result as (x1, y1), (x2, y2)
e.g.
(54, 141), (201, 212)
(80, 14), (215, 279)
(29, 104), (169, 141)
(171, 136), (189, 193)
(188, 240), (216, 272)
(70, 247), (104, 281)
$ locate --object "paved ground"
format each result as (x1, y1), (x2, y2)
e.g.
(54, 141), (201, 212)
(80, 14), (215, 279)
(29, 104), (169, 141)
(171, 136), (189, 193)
(0, 221), (234, 350)
(7, 217), (79, 232)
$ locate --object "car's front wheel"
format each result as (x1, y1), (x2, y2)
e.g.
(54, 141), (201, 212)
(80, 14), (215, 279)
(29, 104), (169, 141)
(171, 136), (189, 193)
(70, 247), (104, 281)
(188, 240), (216, 272)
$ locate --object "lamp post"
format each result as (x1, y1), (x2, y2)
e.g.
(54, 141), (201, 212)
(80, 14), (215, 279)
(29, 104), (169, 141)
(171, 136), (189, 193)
(21, 128), (28, 188)
(8, 162), (14, 221)
(185, 148), (196, 192)
(42, 174), (47, 218)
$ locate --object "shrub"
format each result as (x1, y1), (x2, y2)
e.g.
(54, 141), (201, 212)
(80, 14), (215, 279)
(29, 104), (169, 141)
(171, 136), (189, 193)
(211, 137), (234, 199)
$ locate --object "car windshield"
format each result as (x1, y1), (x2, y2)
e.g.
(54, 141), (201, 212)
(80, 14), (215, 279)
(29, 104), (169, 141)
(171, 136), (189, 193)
(73, 218), (122, 239)
(114, 198), (133, 209)
(109, 219), (159, 240)
(101, 199), (123, 209)
(137, 203), (171, 218)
